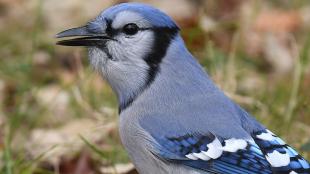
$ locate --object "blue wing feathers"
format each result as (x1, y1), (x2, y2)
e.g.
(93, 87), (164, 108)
(253, 129), (310, 174)
(164, 133), (213, 156)
(155, 129), (310, 174)
(157, 132), (273, 174)
(153, 128), (310, 174)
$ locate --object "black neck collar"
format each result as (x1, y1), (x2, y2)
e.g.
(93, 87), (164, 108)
(119, 27), (179, 114)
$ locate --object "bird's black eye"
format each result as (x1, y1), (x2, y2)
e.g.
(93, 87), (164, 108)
(123, 23), (139, 35)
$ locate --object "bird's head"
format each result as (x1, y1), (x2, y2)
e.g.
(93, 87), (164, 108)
(56, 3), (182, 110)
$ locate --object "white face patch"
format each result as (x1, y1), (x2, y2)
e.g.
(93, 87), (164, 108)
(109, 29), (154, 61)
(88, 47), (109, 72)
(289, 171), (298, 174)
(265, 150), (290, 167)
(112, 11), (152, 29)
(88, 29), (154, 107)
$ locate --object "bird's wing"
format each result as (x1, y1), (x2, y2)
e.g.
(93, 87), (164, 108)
(151, 129), (310, 174)
(153, 131), (272, 174)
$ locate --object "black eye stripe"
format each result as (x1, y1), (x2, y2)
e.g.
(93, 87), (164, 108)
(105, 26), (152, 37)
(103, 18), (176, 36)
(105, 18), (117, 36)
(106, 27), (176, 37)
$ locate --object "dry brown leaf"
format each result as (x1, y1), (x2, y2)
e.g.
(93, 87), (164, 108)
(33, 51), (51, 67)
(26, 119), (116, 165)
(254, 10), (302, 33)
(263, 34), (295, 75)
(100, 163), (136, 174)
(59, 150), (95, 174)
(36, 85), (70, 121)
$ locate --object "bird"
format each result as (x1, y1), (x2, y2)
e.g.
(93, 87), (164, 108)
(56, 3), (310, 174)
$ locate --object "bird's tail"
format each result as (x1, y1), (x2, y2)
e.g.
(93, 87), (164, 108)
(253, 129), (310, 174)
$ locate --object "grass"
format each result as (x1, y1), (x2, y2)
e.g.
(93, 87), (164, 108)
(0, 1), (310, 173)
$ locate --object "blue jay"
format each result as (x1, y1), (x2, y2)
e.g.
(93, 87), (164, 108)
(56, 3), (310, 174)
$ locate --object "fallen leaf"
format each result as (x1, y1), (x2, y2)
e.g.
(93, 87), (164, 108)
(26, 119), (116, 165)
(254, 10), (302, 33)
(36, 85), (70, 122)
(100, 163), (136, 174)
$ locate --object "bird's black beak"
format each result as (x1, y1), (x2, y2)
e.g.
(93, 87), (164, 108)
(56, 26), (112, 46)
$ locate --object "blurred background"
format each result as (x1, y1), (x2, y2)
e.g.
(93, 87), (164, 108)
(0, 0), (310, 173)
